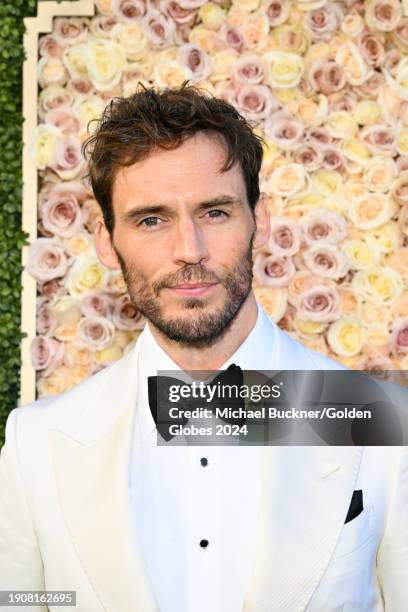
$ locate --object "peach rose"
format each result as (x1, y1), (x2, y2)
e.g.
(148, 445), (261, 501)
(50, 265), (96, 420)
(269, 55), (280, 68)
(347, 192), (396, 230)
(44, 108), (80, 134)
(38, 57), (68, 88)
(357, 32), (385, 68)
(253, 286), (288, 322)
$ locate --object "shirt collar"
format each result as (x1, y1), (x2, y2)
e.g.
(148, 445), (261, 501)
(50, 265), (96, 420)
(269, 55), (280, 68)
(135, 300), (276, 442)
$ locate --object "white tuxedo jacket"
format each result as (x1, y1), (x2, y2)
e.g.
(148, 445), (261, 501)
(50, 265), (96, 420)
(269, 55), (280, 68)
(0, 320), (407, 612)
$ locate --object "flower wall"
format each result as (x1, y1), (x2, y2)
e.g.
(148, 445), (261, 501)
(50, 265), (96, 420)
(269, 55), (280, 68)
(29, 0), (408, 396)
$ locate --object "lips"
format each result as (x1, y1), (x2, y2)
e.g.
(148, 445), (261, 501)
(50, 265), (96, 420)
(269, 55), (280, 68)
(169, 282), (218, 296)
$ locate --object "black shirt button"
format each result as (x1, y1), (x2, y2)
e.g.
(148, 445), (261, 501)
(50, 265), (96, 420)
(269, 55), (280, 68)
(200, 539), (209, 549)
(200, 457), (208, 467)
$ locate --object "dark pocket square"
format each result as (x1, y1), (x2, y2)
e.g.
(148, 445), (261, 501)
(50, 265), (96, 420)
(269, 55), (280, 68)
(344, 489), (363, 524)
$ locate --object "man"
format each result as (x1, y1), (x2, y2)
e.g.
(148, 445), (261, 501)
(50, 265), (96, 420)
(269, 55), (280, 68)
(0, 83), (407, 612)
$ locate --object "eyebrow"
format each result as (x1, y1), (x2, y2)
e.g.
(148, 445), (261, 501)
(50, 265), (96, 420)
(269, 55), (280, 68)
(120, 196), (241, 224)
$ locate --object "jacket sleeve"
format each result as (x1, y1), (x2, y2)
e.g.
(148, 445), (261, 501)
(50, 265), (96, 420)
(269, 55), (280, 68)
(376, 447), (408, 610)
(0, 408), (48, 611)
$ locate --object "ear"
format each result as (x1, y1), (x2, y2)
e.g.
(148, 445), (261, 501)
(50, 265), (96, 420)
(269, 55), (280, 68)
(94, 215), (122, 271)
(253, 192), (270, 250)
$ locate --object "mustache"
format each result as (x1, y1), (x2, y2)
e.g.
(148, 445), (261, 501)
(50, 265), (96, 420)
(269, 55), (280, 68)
(153, 265), (220, 293)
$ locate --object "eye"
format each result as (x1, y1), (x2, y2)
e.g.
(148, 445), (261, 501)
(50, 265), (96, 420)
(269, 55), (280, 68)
(206, 209), (228, 219)
(140, 216), (162, 227)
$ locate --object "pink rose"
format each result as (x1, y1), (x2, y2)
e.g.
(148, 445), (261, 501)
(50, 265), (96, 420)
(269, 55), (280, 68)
(231, 84), (278, 124)
(27, 238), (69, 282)
(295, 284), (341, 322)
(76, 315), (115, 349)
(41, 193), (84, 238)
(50, 134), (84, 180)
(67, 78), (95, 95)
(90, 15), (119, 36)
(30, 335), (65, 376)
(391, 318), (408, 354)
(38, 279), (67, 300)
(38, 86), (74, 119)
(354, 70), (385, 99)
(301, 208), (348, 246)
(391, 172), (408, 207)
(53, 17), (88, 46)
(264, 112), (305, 150)
(263, 0), (290, 26)
(80, 293), (114, 318)
(177, 0), (207, 8)
(39, 35), (63, 58)
(329, 92), (358, 113)
(307, 127), (332, 145)
(360, 124), (396, 155)
(112, 0), (148, 21)
(36, 297), (57, 336)
(383, 48), (402, 75)
(366, 0), (402, 32)
(112, 294), (146, 330)
(357, 32), (385, 68)
(321, 145), (346, 173)
(293, 143), (323, 172)
(303, 244), (349, 280)
(268, 217), (301, 257)
(160, 0), (198, 24)
(305, 3), (343, 41)
(355, 354), (396, 373)
(308, 59), (346, 95)
(143, 9), (175, 47)
(44, 108), (80, 134)
(393, 17), (408, 48)
(177, 44), (212, 81)
(253, 253), (296, 287)
(221, 24), (245, 53)
(50, 180), (91, 203)
(231, 54), (267, 86)
(397, 157), (408, 173)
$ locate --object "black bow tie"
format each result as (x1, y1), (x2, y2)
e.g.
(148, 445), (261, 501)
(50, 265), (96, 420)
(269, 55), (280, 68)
(147, 363), (245, 441)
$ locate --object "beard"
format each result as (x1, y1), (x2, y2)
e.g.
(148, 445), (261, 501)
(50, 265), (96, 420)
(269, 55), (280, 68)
(113, 233), (255, 349)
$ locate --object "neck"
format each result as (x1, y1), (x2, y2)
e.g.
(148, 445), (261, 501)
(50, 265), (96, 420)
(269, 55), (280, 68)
(148, 292), (259, 370)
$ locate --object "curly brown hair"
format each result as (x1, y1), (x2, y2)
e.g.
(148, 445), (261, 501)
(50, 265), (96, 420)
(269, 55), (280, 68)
(82, 81), (265, 235)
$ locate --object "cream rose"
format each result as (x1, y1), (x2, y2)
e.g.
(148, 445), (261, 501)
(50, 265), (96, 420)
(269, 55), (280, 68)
(50, 295), (82, 325)
(343, 240), (380, 270)
(264, 50), (304, 88)
(352, 266), (404, 306)
(30, 124), (60, 170)
(365, 0), (402, 32)
(153, 59), (193, 88)
(111, 22), (148, 59)
(65, 252), (110, 298)
(327, 317), (365, 357)
(84, 38), (127, 90)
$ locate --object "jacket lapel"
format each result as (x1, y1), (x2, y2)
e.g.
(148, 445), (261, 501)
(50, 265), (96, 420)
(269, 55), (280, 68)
(242, 445), (364, 611)
(49, 337), (159, 612)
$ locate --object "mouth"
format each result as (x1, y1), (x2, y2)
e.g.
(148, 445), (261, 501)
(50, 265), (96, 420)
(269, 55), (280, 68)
(168, 282), (218, 297)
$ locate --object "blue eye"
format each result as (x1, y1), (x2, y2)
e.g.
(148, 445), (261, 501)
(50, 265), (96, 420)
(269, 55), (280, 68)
(140, 217), (161, 227)
(207, 209), (227, 218)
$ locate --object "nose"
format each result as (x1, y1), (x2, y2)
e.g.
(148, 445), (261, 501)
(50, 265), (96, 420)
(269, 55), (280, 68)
(172, 215), (209, 266)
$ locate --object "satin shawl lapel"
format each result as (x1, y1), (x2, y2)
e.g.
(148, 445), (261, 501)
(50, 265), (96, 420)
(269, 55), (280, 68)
(49, 338), (159, 612)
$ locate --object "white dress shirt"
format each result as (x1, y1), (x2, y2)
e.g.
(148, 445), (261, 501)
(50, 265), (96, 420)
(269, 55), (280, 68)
(129, 301), (343, 612)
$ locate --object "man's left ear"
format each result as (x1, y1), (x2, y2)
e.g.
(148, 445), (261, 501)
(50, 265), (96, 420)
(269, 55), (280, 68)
(253, 192), (270, 250)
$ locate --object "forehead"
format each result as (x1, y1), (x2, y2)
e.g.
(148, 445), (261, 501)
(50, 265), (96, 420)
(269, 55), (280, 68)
(112, 132), (246, 211)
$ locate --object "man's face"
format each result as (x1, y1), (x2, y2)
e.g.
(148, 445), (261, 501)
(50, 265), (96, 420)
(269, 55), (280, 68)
(96, 132), (264, 348)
